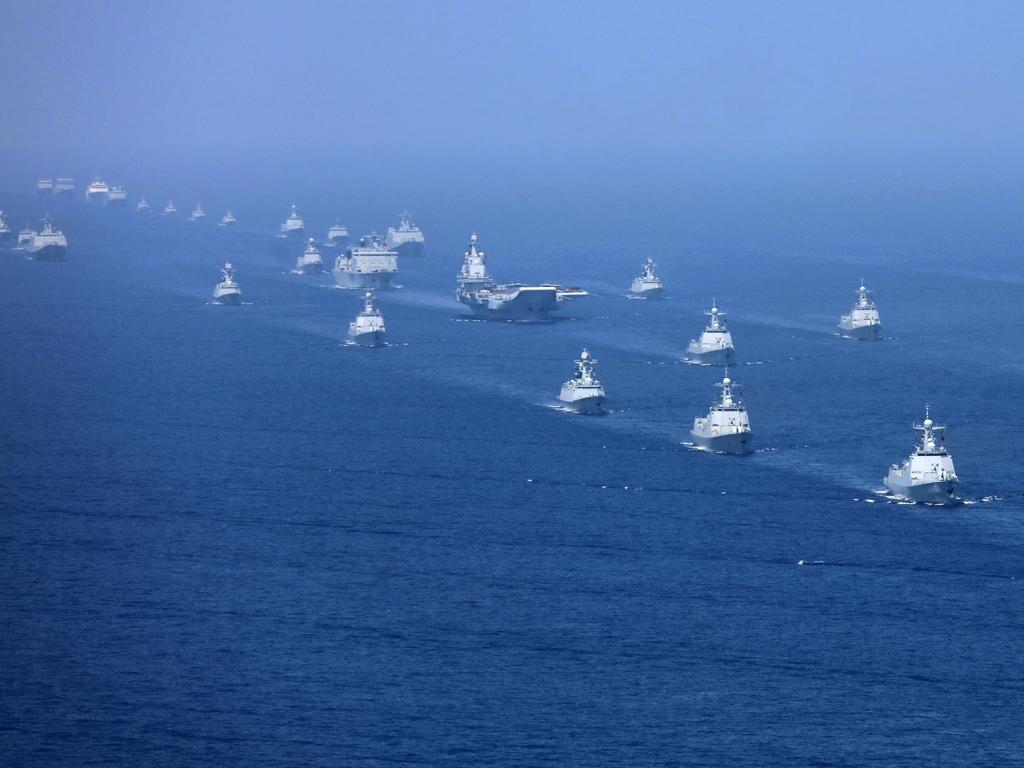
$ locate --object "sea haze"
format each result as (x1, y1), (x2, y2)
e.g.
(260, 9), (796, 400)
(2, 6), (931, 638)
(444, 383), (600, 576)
(1, 160), (1022, 766)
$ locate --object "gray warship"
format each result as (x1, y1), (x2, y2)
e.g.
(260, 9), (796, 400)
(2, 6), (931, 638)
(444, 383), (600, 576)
(558, 349), (606, 414)
(687, 301), (735, 365)
(295, 237), (325, 274)
(348, 291), (387, 346)
(333, 232), (398, 289)
(280, 205), (305, 238)
(24, 218), (68, 261)
(385, 211), (424, 257)
(629, 258), (664, 299)
(0, 211), (10, 239)
(327, 223), (350, 247)
(883, 406), (958, 504)
(838, 280), (882, 340)
(690, 370), (752, 454)
(212, 262), (242, 305)
(456, 232), (585, 322)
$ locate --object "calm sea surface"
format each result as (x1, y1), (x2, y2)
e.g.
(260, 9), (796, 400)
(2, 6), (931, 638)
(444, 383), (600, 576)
(2, 186), (1023, 766)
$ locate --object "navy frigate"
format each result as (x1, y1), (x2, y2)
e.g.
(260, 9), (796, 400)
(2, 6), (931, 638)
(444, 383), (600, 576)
(690, 371), (752, 454)
(163, 200), (177, 216)
(687, 300), (735, 365)
(280, 205), (305, 238)
(136, 196), (150, 212)
(838, 280), (882, 340)
(883, 406), (958, 504)
(295, 237), (325, 274)
(189, 203), (206, 221)
(213, 262), (242, 305)
(0, 210), (10, 239)
(385, 211), (425, 257)
(348, 291), (386, 346)
(220, 210), (236, 227)
(629, 258), (664, 299)
(558, 349), (606, 414)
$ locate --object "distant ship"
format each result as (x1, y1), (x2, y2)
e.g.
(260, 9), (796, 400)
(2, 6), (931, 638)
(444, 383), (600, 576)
(456, 232), (574, 322)
(0, 211), (10, 239)
(163, 201), (177, 216)
(86, 178), (110, 202)
(220, 210), (236, 227)
(385, 211), (425, 257)
(105, 185), (128, 207)
(280, 205), (305, 238)
(333, 232), (398, 289)
(838, 280), (882, 340)
(327, 223), (350, 247)
(884, 406), (958, 504)
(687, 300), (735, 365)
(629, 258), (664, 299)
(558, 349), (606, 414)
(17, 228), (34, 248)
(295, 237), (325, 274)
(212, 262), (242, 305)
(24, 218), (68, 261)
(136, 196), (150, 212)
(36, 179), (54, 195)
(189, 203), (206, 221)
(348, 291), (386, 346)
(690, 370), (752, 454)
(54, 177), (75, 196)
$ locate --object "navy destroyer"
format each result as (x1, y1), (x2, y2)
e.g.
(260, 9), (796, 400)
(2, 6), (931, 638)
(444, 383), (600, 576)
(838, 280), (882, 340)
(212, 262), (242, 305)
(348, 291), (386, 346)
(105, 185), (128, 207)
(558, 349), (606, 414)
(54, 177), (75, 196)
(327, 223), (349, 247)
(687, 301), (735, 365)
(280, 205), (305, 238)
(220, 210), (236, 227)
(690, 371), (752, 454)
(884, 406), (958, 504)
(385, 211), (425, 257)
(456, 232), (582, 322)
(189, 203), (206, 221)
(86, 178), (109, 202)
(24, 218), (68, 261)
(629, 258), (664, 299)
(136, 196), (150, 212)
(333, 233), (398, 289)
(163, 200), (177, 216)
(295, 237), (325, 274)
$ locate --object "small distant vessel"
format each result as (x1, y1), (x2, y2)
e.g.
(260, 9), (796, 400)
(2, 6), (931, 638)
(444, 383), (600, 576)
(333, 232), (398, 289)
(385, 211), (425, 257)
(348, 291), (386, 346)
(220, 210), (236, 227)
(136, 196), (150, 212)
(838, 280), (882, 340)
(455, 232), (575, 322)
(36, 179), (54, 195)
(558, 349), (606, 414)
(163, 201), (177, 216)
(280, 205), (305, 238)
(629, 258), (664, 299)
(884, 406), (958, 504)
(105, 185), (128, 207)
(54, 177), (75, 196)
(212, 262), (242, 305)
(24, 218), (68, 261)
(189, 203), (206, 221)
(687, 300), (735, 365)
(86, 178), (110, 202)
(327, 223), (349, 247)
(295, 237), (325, 274)
(690, 371), (752, 454)
(0, 211), (10, 239)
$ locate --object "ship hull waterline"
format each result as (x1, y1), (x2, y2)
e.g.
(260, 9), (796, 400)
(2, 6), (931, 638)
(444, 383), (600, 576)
(883, 478), (958, 505)
(838, 323), (882, 341)
(690, 431), (753, 455)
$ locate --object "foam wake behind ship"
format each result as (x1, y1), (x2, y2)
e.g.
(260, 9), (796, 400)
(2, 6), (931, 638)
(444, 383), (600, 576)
(455, 233), (586, 322)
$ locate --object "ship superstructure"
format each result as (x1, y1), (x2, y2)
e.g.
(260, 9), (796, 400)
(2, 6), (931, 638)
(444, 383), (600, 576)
(348, 291), (386, 346)
(385, 211), (425, 257)
(280, 205), (305, 238)
(884, 406), (958, 504)
(327, 223), (349, 247)
(54, 177), (75, 196)
(220, 210), (236, 227)
(86, 178), (110, 202)
(687, 300), (735, 365)
(690, 371), (752, 454)
(136, 196), (150, 212)
(0, 211), (10, 239)
(838, 280), (882, 340)
(24, 218), (68, 261)
(333, 232), (398, 289)
(558, 349), (606, 414)
(190, 203), (206, 221)
(455, 232), (560, 322)
(105, 185), (128, 206)
(629, 258), (664, 299)
(295, 237), (325, 274)
(212, 262), (242, 305)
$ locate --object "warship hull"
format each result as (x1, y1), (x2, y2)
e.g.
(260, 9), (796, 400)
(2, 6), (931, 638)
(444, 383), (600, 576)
(281, 228), (305, 239)
(883, 477), (958, 504)
(349, 330), (385, 347)
(333, 269), (395, 290)
(687, 347), (735, 366)
(839, 323), (881, 341)
(27, 244), (67, 261)
(297, 263), (324, 275)
(328, 236), (350, 248)
(691, 431), (752, 454)
(214, 291), (242, 305)
(459, 288), (559, 322)
(630, 286), (664, 299)
(558, 393), (606, 414)
(394, 241), (424, 258)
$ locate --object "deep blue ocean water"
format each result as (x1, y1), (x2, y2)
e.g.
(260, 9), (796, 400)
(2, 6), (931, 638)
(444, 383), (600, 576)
(2, 184), (1023, 766)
